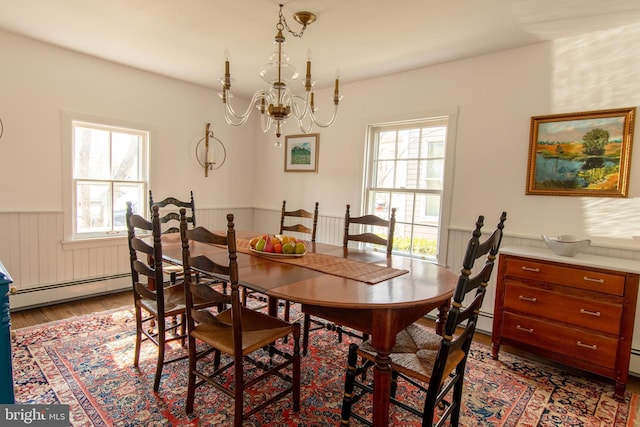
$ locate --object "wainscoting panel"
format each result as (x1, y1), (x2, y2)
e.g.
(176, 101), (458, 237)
(2, 208), (254, 310)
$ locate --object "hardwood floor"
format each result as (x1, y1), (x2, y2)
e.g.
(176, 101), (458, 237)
(10, 290), (133, 329)
(10, 290), (640, 394)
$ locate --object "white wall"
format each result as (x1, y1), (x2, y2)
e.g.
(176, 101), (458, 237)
(0, 30), (256, 213)
(252, 23), (640, 251)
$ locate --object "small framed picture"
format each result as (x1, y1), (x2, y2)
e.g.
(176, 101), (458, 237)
(284, 134), (319, 172)
(526, 107), (636, 197)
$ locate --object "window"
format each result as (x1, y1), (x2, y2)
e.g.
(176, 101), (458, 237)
(71, 120), (149, 239)
(364, 115), (455, 263)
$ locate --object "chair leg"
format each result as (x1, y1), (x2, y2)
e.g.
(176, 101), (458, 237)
(153, 317), (165, 392)
(340, 343), (359, 425)
(390, 371), (399, 398)
(292, 323), (301, 411)
(180, 314), (186, 347)
(214, 349), (221, 371)
(133, 306), (143, 368)
(234, 353), (245, 427)
(303, 314), (311, 356)
(185, 334), (197, 414)
(449, 366), (466, 426)
(284, 300), (291, 322)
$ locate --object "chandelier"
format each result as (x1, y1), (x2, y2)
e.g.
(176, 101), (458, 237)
(220, 4), (341, 147)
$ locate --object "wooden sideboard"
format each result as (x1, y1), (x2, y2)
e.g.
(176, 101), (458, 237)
(491, 247), (640, 400)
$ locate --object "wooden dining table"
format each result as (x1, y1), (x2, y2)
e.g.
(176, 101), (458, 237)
(159, 231), (457, 426)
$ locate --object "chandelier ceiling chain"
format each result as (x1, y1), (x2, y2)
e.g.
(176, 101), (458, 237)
(219, 3), (341, 147)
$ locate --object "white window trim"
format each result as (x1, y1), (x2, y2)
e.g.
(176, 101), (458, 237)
(61, 110), (152, 247)
(361, 107), (458, 266)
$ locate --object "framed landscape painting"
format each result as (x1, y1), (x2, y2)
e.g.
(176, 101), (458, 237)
(284, 133), (319, 172)
(526, 107), (636, 197)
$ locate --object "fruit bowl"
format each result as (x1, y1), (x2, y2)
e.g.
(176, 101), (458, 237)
(248, 234), (307, 257)
(542, 234), (591, 257)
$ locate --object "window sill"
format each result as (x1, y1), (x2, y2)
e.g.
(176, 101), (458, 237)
(61, 235), (129, 251)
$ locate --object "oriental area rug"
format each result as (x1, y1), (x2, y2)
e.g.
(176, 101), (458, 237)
(12, 306), (640, 426)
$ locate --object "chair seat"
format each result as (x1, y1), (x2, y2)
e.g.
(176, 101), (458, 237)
(139, 282), (227, 317)
(359, 324), (465, 384)
(192, 306), (294, 355)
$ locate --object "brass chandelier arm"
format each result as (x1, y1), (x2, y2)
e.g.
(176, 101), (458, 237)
(222, 89), (270, 125)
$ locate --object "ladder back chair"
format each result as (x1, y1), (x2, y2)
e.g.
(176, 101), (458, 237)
(179, 210), (301, 426)
(340, 211), (507, 426)
(149, 190), (196, 233)
(279, 200), (319, 242)
(125, 202), (224, 392)
(344, 203), (396, 256)
(149, 190), (196, 284)
(278, 200), (319, 325)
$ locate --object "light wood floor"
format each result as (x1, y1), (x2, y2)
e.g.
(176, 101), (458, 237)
(10, 290), (640, 394)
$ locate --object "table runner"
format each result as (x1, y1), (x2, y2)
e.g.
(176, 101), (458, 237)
(236, 239), (408, 284)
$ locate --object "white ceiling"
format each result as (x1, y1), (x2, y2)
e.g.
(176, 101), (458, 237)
(1, 0), (640, 98)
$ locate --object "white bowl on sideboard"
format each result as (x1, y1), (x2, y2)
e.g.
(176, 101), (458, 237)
(542, 234), (591, 257)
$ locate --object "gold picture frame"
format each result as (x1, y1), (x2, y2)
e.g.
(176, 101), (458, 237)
(284, 133), (319, 172)
(526, 107), (636, 197)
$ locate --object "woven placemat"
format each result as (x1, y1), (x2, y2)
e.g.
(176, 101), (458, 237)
(237, 240), (408, 284)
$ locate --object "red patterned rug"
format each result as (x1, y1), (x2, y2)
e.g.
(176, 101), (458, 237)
(12, 306), (639, 426)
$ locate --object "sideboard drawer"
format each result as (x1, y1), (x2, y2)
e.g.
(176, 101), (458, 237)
(503, 281), (623, 335)
(501, 312), (618, 370)
(505, 258), (625, 296)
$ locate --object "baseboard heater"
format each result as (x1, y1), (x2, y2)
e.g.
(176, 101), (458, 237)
(13, 273), (130, 294)
(10, 273), (131, 311)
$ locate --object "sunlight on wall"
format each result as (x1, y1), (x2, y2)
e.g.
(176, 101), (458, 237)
(550, 23), (640, 241)
(551, 24), (640, 111)
(580, 198), (640, 239)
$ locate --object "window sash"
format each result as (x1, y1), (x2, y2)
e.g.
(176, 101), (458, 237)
(71, 121), (148, 239)
(365, 117), (448, 260)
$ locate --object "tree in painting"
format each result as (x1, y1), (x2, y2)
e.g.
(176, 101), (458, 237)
(582, 128), (608, 156)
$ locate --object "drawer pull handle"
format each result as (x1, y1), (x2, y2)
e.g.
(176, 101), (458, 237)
(577, 341), (597, 350)
(518, 295), (537, 302)
(516, 325), (533, 333)
(521, 266), (540, 273)
(583, 276), (604, 284)
(580, 308), (601, 317)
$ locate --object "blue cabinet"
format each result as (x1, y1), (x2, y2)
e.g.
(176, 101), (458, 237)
(0, 262), (14, 404)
